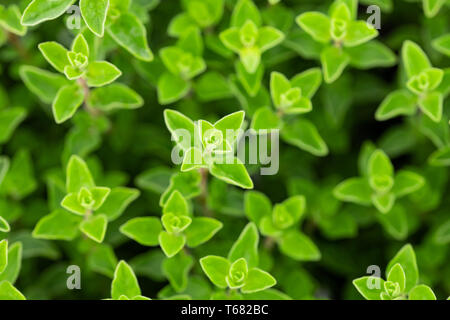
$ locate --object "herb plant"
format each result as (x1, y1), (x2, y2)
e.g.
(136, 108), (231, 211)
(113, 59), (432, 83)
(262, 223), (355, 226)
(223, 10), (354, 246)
(0, 0), (449, 301)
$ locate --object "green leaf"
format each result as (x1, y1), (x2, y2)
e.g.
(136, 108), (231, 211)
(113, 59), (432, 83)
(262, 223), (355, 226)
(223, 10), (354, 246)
(387, 263), (406, 293)
(61, 192), (88, 216)
(290, 68), (322, 99)
(402, 41), (431, 78)
(250, 107), (282, 131)
(433, 34), (450, 57)
(86, 61), (122, 87)
(66, 155), (95, 193)
(409, 284), (436, 300)
(21, 0), (76, 26)
(375, 90), (417, 121)
(353, 276), (385, 300)
(107, 12), (153, 61)
(52, 84), (85, 124)
(279, 195), (306, 224)
(236, 62), (264, 97)
(210, 158), (253, 189)
(159, 231), (186, 258)
(194, 71), (232, 102)
(97, 187), (140, 221)
(177, 27), (204, 56)
(79, 214), (108, 243)
(19, 66), (69, 104)
(185, 217), (223, 247)
(372, 192), (395, 214)
(241, 268), (276, 293)
(87, 244), (117, 278)
(270, 71), (291, 108)
(228, 222), (259, 268)
(429, 146), (450, 166)
(71, 34), (89, 58)
(0, 217), (9, 233)
(200, 255), (230, 289)
(333, 177), (373, 205)
(346, 40), (397, 69)
(279, 230), (321, 261)
(220, 28), (243, 53)
(239, 47), (261, 74)
(164, 109), (196, 152)
(343, 21), (378, 47)
(80, 0), (109, 37)
(0, 157), (8, 187)
(242, 288), (291, 300)
(281, 118), (329, 156)
(0, 281), (25, 300)
(244, 191), (272, 225)
(181, 148), (207, 172)
(214, 111), (246, 145)
(88, 83), (143, 111)
(0, 240), (7, 274)
(434, 220), (450, 244)
(423, 0), (446, 18)
(0, 242), (22, 284)
(386, 244), (418, 292)
(111, 260), (141, 300)
(120, 217), (162, 246)
(158, 72), (190, 105)
(321, 46), (350, 84)
(32, 210), (82, 241)
(162, 251), (193, 293)
(160, 171), (202, 206)
(296, 12), (331, 44)
(226, 258), (248, 289)
(163, 190), (189, 217)
(1, 150), (37, 200)
(377, 204), (408, 240)
(418, 91), (443, 123)
(0, 107), (27, 144)
(161, 213), (192, 234)
(257, 26), (285, 52)
(38, 42), (70, 74)
(231, 0), (261, 28)
(368, 149), (394, 193)
(0, 5), (27, 36)
(392, 170), (425, 198)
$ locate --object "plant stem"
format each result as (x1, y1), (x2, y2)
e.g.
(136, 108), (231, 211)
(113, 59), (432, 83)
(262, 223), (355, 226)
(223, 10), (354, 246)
(264, 236), (276, 251)
(8, 32), (30, 61)
(77, 77), (101, 117)
(199, 168), (213, 217)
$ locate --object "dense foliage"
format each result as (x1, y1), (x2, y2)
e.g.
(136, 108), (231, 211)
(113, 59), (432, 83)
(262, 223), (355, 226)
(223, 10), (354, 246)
(0, 0), (449, 300)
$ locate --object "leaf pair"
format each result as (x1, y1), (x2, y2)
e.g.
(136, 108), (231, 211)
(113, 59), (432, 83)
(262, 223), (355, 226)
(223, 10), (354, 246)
(110, 260), (150, 300)
(251, 68), (321, 123)
(120, 191), (223, 258)
(164, 109), (254, 189)
(39, 34), (122, 123)
(0, 241), (25, 300)
(220, 0), (284, 74)
(353, 244), (436, 300)
(376, 41), (449, 123)
(200, 223), (276, 294)
(168, 0), (225, 37)
(158, 29), (206, 104)
(296, 1), (394, 83)
(22, 0), (153, 61)
(33, 156), (140, 243)
(0, 4), (27, 36)
(245, 191), (321, 261)
(334, 147), (425, 214)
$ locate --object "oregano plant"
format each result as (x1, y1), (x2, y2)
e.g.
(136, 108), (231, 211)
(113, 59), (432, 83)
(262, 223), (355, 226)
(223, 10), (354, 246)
(0, 0), (449, 303)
